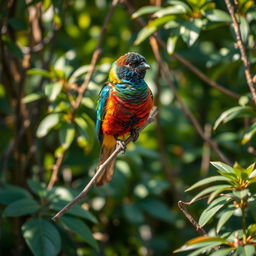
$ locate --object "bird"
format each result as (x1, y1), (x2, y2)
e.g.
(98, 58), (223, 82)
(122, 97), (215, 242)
(95, 52), (154, 186)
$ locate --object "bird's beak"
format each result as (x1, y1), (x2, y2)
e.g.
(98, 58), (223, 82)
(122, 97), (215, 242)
(142, 62), (151, 70)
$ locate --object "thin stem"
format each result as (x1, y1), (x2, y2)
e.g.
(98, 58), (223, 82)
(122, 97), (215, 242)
(51, 107), (158, 222)
(224, 0), (256, 104)
(241, 202), (247, 244)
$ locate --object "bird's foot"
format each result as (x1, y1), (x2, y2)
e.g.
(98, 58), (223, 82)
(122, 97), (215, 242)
(116, 140), (126, 153)
(131, 129), (139, 142)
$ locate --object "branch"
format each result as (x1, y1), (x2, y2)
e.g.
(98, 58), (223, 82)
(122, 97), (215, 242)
(178, 200), (206, 236)
(122, 0), (241, 101)
(47, 0), (120, 189)
(149, 36), (231, 165)
(52, 107), (158, 222)
(73, 0), (120, 110)
(224, 0), (256, 104)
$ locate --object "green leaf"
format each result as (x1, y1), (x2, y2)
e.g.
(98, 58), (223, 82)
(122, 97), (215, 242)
(36, 113), (60, 138)
(216, 208), (235, 233)
(186, 176), (230, 191)
(214, 106), (255, 130)
(139, 198), (176, 223)
(22, 93), (44, 103)
(209, 248), (234, 256)
(68, 65), (90, 84)
(199, 197), (229, 227)
(61, 216), (98, 251)
(240, 16), (249, 43)
(190, 185), (229, 203)
(242, 123), (256, 144)
(243, 245), (255, 256)
(167, 36), (178, 54)
(49, 201), (97, 223)
(153, 5), (187, 18)
(27, 179), (48, 198)
(4, 39), (23, 60)
(131, 6), (162, 19)
(167, 0), (192, 12)
(22, 218), (61, 256)
(44, 82), (63, 101)
(123, 203), (144, 223)
(59, 123), (75, 150)
(134, 16), (173, 45)
(208, 186), (232, 203)
(0, 185), (32, 205)
(180, 19), (201, 46)
(27, 68), (52, 78)
(204, 9), (231, 22)
(211, 162), (234, 174)
(3, 198), (40, 216)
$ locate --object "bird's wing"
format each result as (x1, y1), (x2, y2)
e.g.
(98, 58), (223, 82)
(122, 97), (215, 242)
(96, 83), (111, 144)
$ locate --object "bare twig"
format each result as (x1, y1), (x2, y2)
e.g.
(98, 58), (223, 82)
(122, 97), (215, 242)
(224, 0), (256, 103)
(47, 0), (120, 189)
(122, 0), (241, 101)
(149, 36), (231, 165)
(178, 200), (206, 236)
(52, 107), (158, 222)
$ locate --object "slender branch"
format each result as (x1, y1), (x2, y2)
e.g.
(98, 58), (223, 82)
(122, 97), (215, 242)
(52, 107), (158, 222)
(178, 201), (206, 236)
(73, 0), (120, 110)
(149, 36), (231, 165)
(122, 0), (241, 101)
(224, 0), (256, 104)
(47, 0), (120, 189)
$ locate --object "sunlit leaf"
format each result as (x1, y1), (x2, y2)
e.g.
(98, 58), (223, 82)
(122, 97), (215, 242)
(22, 93), (44, 103)
(59, 123), (75, 150)
(204, 9), (231, 22)
(131, 6), (162, 19)
(240, 16), (249, 43)
(214, 106), (255, 130)
(211, 162), (234, 174)
(36, 113), (60, 138)
(153, 5), (187, 18)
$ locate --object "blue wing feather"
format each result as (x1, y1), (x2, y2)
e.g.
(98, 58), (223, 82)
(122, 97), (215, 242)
(96, 84), (111, 144)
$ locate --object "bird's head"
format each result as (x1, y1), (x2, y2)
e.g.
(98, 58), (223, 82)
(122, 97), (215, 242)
(109, 52), (150, 84)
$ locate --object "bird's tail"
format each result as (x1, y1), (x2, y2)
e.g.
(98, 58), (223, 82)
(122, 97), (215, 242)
(95, 135), (116, 186)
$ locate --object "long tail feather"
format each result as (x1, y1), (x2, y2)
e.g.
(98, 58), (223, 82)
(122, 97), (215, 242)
(95, 135), (116, 186)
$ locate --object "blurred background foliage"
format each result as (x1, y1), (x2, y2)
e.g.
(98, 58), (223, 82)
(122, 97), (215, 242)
(1, 0), (256, 255)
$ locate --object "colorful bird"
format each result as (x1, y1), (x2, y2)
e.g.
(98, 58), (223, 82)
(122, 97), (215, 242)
(95, 52), (154, 186)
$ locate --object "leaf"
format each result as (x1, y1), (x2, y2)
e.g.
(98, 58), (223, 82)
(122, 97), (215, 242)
(27, 68), (52, 78)
(209, 248), (234, 256)
(180, 19), (201, 46)
(167, 36), (178, 54)
(131, 6), (162, 19)
(61, 216), (99, 251)
(3, 198), (40, 217)
(134, 16), (173, 45)
(214, 106), (255, 130)
(36, 113), (60, 138)
(186, 176), (230, 191)
(208, 186), (232, 203)
(22, 218), (61, 256)
(59, 123), (75, 149)
(139, 198), (176, 223)
(27, 179), (48, 198)
(216, 208), (235, 233)
(243, 245), (255, 256)
(22, 93), (44, 103)
(187, 236), (226, 246)
(211, 162), (234, 174)
(240, 16), (249, 43)
(204, 9), (231, 22)
(49, 201), (97, 223)
(199, 197), (229, 227)
(44, 82), (63, 101)
(153, 5), (187, 18)
(123, 203), (144, 223)
(242, 123), (256, 145)
(190, 185), (229, 203)
(0, 185), (32, 205)
(68, 65), (90, 84)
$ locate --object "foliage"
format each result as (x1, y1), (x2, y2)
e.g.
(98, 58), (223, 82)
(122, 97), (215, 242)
(1, 0), (256, 256)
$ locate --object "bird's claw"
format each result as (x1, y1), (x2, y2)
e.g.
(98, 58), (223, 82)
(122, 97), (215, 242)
(117, 140), (126, 153)
(131, 129), (139, 142)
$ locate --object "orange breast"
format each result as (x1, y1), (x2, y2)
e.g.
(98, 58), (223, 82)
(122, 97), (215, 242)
(102, 89), (153, 138)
